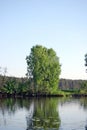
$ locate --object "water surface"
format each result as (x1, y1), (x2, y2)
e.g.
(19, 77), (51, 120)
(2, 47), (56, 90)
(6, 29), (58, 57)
(0, 97), (87, 130)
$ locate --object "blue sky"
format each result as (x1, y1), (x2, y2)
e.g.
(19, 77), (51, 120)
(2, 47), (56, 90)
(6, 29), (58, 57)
(0, 0), (87, 79)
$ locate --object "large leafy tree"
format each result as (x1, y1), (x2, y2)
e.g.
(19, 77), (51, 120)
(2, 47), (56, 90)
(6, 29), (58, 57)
(26, 45), (61, 94)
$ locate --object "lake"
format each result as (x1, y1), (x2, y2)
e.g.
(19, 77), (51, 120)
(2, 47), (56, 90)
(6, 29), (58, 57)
(0, 97), (87, 130)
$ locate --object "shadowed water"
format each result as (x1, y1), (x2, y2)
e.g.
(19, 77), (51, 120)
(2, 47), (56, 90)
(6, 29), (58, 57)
(0, 97), (87, 130)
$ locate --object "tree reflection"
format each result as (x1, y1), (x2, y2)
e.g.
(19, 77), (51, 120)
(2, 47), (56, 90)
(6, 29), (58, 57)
(0, 98), (32, 115)
(0, 98), (33, 128)
(1, 97), (87, 130)
(26, 98), (60, 130)
(79, 98), (87, 110)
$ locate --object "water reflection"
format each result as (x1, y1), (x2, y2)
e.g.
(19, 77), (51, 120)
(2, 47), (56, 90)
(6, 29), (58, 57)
(0, 97), (87, 130)
(26, 98), (60, 130)
(79, 98), (87, 110)
(0, 98), (60, 130)
(59, 98), (87, 130)
(0, 98), (33, 130)
(0, 98), (32, 115)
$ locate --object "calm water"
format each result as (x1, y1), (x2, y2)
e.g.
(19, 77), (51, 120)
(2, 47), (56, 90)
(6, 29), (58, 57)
(0, 97), (87, 130)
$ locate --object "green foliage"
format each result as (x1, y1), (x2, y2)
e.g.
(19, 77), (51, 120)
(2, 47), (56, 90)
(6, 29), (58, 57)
(85, 54), (87, 73)
(3, 79), (16, 94)
(26, 45), (61, 94)
(1, 77), (30, 96)
(85, 54), (87, 66)
(16, 80), (29, 95)
(80, 81), (87, 94)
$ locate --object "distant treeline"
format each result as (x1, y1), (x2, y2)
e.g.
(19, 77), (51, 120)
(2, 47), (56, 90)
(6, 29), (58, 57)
(59, 79), (84, 90)
(0, 75), (87, 97)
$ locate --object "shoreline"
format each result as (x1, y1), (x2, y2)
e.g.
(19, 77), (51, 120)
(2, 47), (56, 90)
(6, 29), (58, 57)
(0, 93), (87, 98)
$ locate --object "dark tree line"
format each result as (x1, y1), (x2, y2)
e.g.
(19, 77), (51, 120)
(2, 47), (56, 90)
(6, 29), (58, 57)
(0, 75), (86, 97)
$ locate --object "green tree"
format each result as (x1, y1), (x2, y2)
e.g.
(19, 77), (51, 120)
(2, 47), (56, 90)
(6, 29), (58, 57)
(85, 54), (87, 72)
(0, 67), (7, 92)
(85, 54), (87, 66)
(26, 45), (61, 94)
(3, 79), (16, 94)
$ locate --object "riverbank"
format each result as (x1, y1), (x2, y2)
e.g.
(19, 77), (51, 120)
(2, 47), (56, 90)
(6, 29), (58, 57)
(0, 75), (87, 98)
(0, 91), (87, 98)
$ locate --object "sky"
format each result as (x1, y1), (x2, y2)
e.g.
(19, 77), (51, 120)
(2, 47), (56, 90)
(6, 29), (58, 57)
(0, 0), (87, 79)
